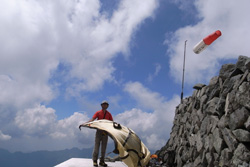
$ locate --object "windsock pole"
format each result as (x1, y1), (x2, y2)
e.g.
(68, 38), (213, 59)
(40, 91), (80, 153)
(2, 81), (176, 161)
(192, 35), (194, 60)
(181, 40), (187, 103)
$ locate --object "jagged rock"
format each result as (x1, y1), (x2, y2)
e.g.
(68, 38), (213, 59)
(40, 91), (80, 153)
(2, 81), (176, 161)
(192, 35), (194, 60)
(230, 68), (244, 78)
(196, 132), (204, 153)
(193, 83), (206, 90)
(213, 128), (226, 154)
(209, 76), (219, 86)
(219, 148), (233, 167)
(216, 97), (226, 117)
(221, 74), (242, 96)
(206, 97), (221, 115)
(200, 116), (210, 136)
(205, 152), (213, 167)
(233, 70), (249, 90)
(219, 63), (235, 80)
(210, 116), (219, 133)
(229, 107), (249, 130)
(225, 92), (233, 116)
(221, 128), (238, 151)
(236, 82), (250, 110)
(244, 116), (250, 130)
(193, 156), (202, 167)
(156, 56), (250, 167)
(218, 115), (229, 129)
(204, 134), (213, 152)
(208, 84), (221, 100)
(232, 129), (250, 142)
(236, 55), (250, 72)
(232, 143), (250, 164)
(245, 58), (250, 70)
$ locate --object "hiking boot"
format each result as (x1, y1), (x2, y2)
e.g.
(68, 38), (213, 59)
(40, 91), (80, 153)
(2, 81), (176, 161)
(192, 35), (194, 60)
(93, 160), (98, 167)
(99, 161), (108, 167)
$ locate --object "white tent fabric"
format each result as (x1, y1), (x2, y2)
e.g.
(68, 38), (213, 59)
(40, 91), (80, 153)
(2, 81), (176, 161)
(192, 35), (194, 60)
(82, 120), (151, 167)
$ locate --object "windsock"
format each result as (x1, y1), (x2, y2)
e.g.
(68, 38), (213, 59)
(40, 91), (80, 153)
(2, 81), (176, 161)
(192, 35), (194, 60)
(193, 30), (222, 54)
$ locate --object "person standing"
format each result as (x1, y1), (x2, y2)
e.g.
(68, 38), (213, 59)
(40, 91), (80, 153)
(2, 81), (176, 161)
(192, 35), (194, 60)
(79, 100), (113, 167)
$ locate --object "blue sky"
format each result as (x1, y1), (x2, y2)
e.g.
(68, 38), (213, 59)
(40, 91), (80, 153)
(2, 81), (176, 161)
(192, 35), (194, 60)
(0, 0), (249, 153)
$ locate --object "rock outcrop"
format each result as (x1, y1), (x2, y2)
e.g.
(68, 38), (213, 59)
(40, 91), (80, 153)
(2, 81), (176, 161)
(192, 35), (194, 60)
(156, 56), (250, 167)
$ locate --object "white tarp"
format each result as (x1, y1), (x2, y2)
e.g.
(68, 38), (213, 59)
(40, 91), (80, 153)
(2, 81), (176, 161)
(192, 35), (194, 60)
(82, 120), (150, 167)
(54, 158), (127, 167)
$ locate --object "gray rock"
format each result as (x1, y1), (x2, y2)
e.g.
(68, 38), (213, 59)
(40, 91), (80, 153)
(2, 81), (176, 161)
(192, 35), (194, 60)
(221, 74), (242, 96)
(233, 143), (250, 162)
(233, 70), (249, 90)
(236, 55), (250, 72)
(156, 56), (250, 167)
(236, 82), (250, 110)
(221, 128), (238, 151)
(219, 148), (233, 167)
(245, 58), (250, 70)
(232, 129), (250, 142)
(208, 85), (221, 100)
(219, 63), (235, 80)
(205, 152), (214, 167)
(244, 116), (250, 130)
(230, 68), (244, 78)
(213, 128), (226, 154)
(229, 107), (249, 130)
(218, 115), (230, 129)
(200, 116), (210, 136)
(225, 92), (234, 116)
(209, 76), (219, 86)
(193, 156), (202, 167)
(210, 116), (219, 133)
(196, 132), (204, 153)
(247, 73), (250, 82)
(193, 83), (206, 90)
(206, 97), (220, 115)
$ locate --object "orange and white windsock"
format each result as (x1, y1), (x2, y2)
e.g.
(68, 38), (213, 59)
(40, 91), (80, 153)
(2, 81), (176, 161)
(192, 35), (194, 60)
(193, 30), (222, 54)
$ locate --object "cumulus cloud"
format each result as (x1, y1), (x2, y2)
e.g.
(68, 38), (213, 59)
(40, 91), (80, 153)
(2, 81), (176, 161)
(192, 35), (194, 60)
(167, 0), (250, 85)
(3, 105), (93, 152)
(116, 81), (179, 151)
(15, 105), (56, 136)
(0, 0), (159, 103)
(0, 131), (11, 141)
(0, 0), (159, 151)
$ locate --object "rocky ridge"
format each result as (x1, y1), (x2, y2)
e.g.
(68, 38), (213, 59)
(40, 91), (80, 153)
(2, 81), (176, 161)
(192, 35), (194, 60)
(156, 56), (250, 167)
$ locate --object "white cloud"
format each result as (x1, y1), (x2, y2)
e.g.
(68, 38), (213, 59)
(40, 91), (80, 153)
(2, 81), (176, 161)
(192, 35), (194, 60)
(117, 81), (179, 151)
(147, 63), (162, 82)
(167, 0), (250, 85)
(15, 105), (57, 136)
(0, 0), (159, 152)
(0, 0), (159, 106)
(0, 131), (11, 141)
(9, 105), (94, 151)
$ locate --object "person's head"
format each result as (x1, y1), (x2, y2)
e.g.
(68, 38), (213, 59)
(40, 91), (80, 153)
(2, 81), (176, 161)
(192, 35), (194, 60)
(101, 100), (109, 110)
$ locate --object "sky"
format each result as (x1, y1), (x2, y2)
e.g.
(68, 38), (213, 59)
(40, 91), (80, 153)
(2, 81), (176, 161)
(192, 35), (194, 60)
(0, 0), (250, 153)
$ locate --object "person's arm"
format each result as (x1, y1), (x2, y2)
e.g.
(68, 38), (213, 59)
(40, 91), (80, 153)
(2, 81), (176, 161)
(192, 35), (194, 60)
(86, 117), (95, 123)
(79, 117), (95, 127)
(79, 111), (99, 130)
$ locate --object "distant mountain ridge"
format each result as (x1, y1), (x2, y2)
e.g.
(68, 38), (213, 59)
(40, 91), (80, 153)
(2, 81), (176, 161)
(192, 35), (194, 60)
(0, 147), (93, 167)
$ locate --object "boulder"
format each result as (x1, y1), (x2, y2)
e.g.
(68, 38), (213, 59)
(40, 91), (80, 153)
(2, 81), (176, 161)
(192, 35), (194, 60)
(232, 129), (250, 142)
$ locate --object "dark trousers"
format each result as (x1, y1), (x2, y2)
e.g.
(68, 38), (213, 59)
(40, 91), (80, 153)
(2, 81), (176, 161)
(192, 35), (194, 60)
(92, 130), (108, 162)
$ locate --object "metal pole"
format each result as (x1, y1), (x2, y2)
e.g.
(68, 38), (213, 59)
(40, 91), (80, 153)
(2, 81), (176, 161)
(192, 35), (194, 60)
(181, 40), (187, 103)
